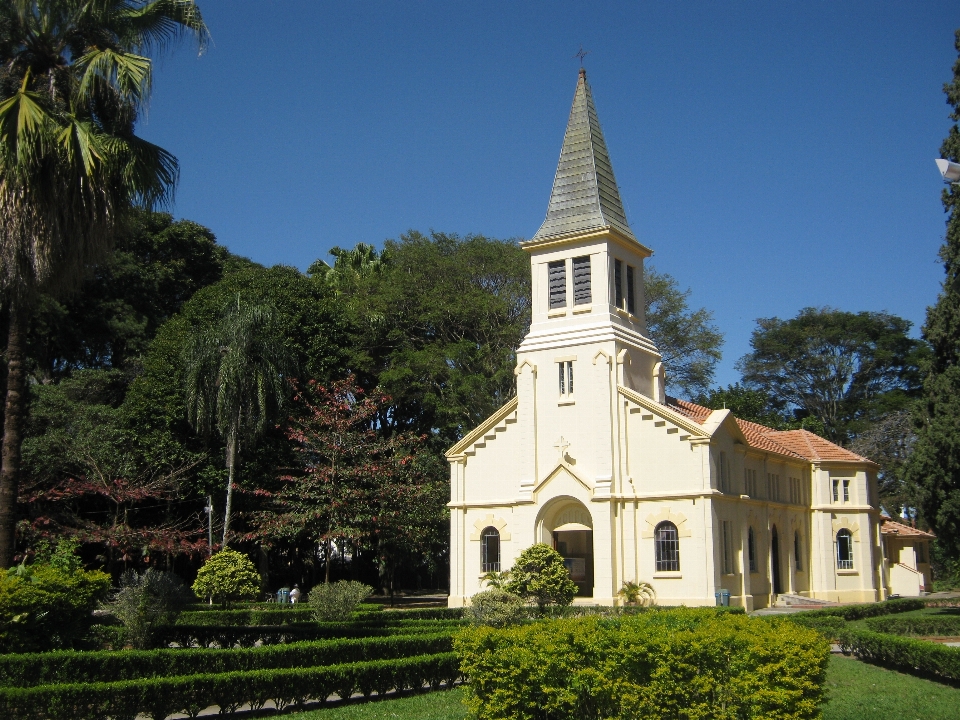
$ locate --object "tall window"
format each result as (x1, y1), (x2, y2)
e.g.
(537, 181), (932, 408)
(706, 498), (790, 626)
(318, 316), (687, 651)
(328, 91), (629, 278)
(718, 451), (729, 493)
(836, 529), (854, 570)
(481, 527), (500, 572)
(548, 260), (567, 309)
(722, 520), (735, 574)
(748, 527), (757, 572)
(832, 479), (839, 502)
(626, 264), (636, 314)
(572, 255), (591, 305)
(614, 259), (624, 308)
(744, 468), (757, 498)
(654, 521), (680, 572)
(842, 479), (850, 503)
(558, 361), (574, 396)
(794, 531), (803, 571)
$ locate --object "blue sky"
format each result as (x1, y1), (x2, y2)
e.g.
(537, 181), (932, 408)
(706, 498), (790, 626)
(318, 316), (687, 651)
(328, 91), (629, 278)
(144, 1), (960, 391)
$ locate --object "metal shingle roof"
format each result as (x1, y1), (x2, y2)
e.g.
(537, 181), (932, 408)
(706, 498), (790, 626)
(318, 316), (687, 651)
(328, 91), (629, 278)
(532, 69), (637, 242)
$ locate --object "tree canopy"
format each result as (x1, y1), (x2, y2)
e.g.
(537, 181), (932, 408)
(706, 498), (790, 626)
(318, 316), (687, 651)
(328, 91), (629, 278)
(906, 29), (960, 560)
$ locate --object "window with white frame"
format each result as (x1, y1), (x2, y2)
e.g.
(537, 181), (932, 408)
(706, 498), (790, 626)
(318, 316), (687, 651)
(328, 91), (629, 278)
(558, 361), (574, 396)
(548, 260), (567, 309)
(842, 479), (850, 503)
(481, 527), (500, 572)
(572, 255), (591, 305)
(654, 521), (680, 572)
(836, 529), (854, 570)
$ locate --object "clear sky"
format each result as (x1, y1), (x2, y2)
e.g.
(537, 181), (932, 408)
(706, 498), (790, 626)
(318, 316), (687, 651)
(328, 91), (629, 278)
(143, 1), (960, 391)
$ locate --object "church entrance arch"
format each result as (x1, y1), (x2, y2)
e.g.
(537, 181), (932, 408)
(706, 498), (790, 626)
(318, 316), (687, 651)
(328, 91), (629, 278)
(536, 498), (594, 597)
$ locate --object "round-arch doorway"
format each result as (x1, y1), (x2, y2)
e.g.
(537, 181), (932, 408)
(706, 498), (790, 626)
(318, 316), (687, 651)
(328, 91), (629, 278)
(538, 500), (594, 597)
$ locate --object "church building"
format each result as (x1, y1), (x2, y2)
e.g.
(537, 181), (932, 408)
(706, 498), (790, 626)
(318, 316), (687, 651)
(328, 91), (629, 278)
(446, 69), (888, 610)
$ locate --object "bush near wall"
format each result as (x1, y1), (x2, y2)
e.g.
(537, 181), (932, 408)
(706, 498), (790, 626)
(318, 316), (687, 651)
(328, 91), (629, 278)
(0, 652), (461, 720)
(455, 608), (829, 720)
(0, 631), (453, 688)
(863, 616), (960, 638)
(156, 619), (466, 649)
(837, 627), (960, 683)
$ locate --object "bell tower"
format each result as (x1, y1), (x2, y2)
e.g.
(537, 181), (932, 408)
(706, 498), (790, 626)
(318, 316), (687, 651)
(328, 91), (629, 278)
(516, 68), (664, 401)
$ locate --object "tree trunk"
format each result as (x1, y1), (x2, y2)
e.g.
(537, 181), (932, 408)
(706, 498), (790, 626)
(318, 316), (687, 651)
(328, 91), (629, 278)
(0, 301), (27, 568)
(222, 429), (237, 547)
(324, 538), (332, 583)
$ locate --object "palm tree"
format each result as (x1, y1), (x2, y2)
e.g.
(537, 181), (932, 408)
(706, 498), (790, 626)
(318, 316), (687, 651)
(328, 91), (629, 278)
(308, 242), (390, 288)
(185, 298), (293, 547)
(0, 1), (208, 567)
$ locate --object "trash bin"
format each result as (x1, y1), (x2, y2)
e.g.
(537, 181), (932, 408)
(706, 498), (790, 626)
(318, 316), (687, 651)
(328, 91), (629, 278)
(714, 591), (722, 606)
(720, 589), (731, 606)
(276, 587), (290, 604)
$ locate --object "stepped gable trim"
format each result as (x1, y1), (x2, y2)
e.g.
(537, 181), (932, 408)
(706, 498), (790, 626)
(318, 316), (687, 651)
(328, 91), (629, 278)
(620, 387), (709, 438)
(445, 396), (518, 458)
(767, 429), (877, 465)
(880, 518), (935, 539)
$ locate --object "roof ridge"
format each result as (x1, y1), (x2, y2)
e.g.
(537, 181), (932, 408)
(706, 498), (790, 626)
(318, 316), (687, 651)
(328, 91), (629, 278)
(532, 69), (637, 242)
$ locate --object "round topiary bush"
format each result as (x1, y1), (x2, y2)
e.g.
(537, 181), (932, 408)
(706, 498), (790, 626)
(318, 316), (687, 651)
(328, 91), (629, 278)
(466, 588), (526, 628)
(192, 549), (261, 607)
(505, 543), (578, 613)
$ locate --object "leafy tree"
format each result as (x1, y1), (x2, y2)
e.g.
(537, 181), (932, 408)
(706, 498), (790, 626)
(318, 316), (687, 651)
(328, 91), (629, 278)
(849, 408), (915, 516)
(505, 543), (578, 613)
(309, 242), (390, 288)
(906, 29), (960, 561)
(0, 0), (208, 567)
(645, 266), (723, 397)
(694, 383), (827, 436)
(465, 588), (525, 628)
(185, 299), (293, 546)
(252, 376), (447, 589)
(307, 580), (372, 622)
(736, 307), (926, 444)
(191, 548), (260, 607)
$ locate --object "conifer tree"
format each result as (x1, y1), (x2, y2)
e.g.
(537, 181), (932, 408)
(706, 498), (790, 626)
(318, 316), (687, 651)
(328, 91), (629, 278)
(907, 29), (960, 559)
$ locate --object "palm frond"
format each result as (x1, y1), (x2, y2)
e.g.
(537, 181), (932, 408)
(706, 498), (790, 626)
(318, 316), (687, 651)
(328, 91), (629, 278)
(119, 0), (209, 56)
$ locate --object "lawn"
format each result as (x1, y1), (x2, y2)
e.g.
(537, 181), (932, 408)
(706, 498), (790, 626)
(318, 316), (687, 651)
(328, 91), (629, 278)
(287, 656), (960, 720)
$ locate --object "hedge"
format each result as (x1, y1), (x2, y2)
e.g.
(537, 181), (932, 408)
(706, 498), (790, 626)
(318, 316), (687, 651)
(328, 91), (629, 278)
(0, 652), (461, 720)
(156, 618), (466, 649)
(455, 607), (829, 720)
(173, 604), (453, 627)
(797, 597), (924, 622)
(837, 627), (960, 683)
(0, 631), (454, 688)
(863, 616), (960, 638)
(780, 614), (846, 640)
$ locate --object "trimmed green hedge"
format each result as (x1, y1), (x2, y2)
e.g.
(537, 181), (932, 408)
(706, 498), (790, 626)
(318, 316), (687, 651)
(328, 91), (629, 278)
(781, 614), (846, 639)
(837, 627), (960, 683)
(797, 598), (924, 622)
(864, 616), (960, 638)
(172, 604), (453, 627)
(455, 608), (829, 720)
(0, 652), (461, 720)
(0, 631), (453, 688)
(157, 618), (466, 648)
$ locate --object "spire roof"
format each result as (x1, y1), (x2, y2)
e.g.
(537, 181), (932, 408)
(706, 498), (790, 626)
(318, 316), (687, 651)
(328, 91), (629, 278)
(532, 69), (637, 243)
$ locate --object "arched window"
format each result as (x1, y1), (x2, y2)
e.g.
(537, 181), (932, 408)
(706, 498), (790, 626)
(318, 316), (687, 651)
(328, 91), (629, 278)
(794, 531), (803, 571)
(836, 529), (854, 570)
(481, 527), (500, 572)
(748, 527), (757, 573)
(654, 521), (680, 572)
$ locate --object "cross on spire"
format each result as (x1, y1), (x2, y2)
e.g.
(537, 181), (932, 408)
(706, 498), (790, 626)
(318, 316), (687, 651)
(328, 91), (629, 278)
(574, 45), (590, 68)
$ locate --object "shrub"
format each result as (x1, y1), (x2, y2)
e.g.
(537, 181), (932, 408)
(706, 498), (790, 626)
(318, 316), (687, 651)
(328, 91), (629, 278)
(505, 544), (577, 613)
(0, 557), (110, 653)
(617, 580), (655, 607)
(308, 581), (373, 622)
(798, 597), (923, 622)
(191, 549), (260, 607)
(455, 608), (829, 720)
(105, 568), (194, 649)
(0, 652), (462, 720)
(465, 589), (525, 628)
(837, 627), (960, 683)
(863, 616), (960, 637)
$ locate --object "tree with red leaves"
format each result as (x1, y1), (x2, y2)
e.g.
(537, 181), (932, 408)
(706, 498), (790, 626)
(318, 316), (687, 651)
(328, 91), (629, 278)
(249, 376), (446, 588)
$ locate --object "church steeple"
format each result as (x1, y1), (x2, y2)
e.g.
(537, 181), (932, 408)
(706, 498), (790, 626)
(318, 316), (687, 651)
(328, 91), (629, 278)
(533, 68), (637, 243)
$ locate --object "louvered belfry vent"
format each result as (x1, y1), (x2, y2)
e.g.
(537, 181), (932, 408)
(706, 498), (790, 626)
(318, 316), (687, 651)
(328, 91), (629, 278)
(532, 68), (637, 243)
(572, 255), (591, 305)
(548, 260), (567, 308)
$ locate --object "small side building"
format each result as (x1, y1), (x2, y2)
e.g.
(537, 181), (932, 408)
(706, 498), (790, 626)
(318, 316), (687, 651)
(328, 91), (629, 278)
(880, 517), (934, 597)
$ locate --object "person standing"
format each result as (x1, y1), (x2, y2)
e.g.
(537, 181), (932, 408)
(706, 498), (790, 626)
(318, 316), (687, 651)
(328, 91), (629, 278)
(289, 584), (301, 604)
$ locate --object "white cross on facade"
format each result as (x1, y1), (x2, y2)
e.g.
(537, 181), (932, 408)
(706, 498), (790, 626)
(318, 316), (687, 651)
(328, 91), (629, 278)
(554, 436), (571, 459)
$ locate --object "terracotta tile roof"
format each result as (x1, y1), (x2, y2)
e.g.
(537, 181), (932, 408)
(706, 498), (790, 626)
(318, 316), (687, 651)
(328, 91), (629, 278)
(663, 396), (875, 465)
(880, 518), (935, 539)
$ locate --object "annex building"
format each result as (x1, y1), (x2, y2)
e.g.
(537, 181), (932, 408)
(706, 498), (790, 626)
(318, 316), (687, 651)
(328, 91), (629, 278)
(446, 69), (895, 610)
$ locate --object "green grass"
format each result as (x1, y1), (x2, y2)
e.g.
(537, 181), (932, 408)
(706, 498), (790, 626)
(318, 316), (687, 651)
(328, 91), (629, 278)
(286, 657), (960, 720)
